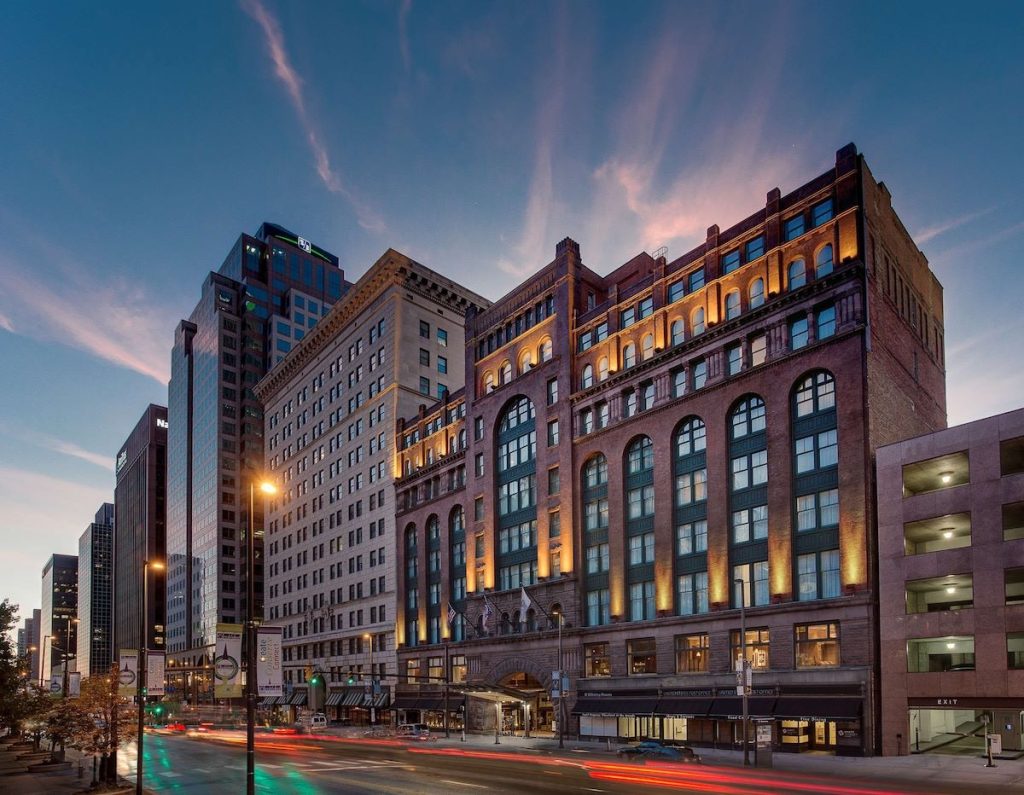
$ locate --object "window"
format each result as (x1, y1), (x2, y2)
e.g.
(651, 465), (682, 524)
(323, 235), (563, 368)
(627, 637), (657, 674)
(901, 451), (969, 496)
(547, 467), (560, 495)
(784, 214), (805, 241)
(796, 489), (839, 531)
(692, 307), (705, 335)
(732, 452), (768, 490)
(816, 244), (834, 278)
(790, 316), (809, 349)
(437, 328), (448, 346)
(628, 532), (655, 566)
(627, 436), (654, 474)
(586, 543), (610, 574)
(641, 334), (654, 361)
(668, 280), (685, 303)
(583, 455), (608, 488)
(816, 305), (836, 340)
(795, 429), (838, 473)
(419, 320), (430, 338)
(906, 575), (974, 613)
(672, 369), (687, 398)
(676, 634), (709, 673)
(475, 416), (484, 440)
(585, 643), (611, 677)
(812, 198), (834, 227)
(1006, 502), (1024, 542)
(1008, 633), (1024, 670)
(475, 453), (484, 477)
(623, 389), (638, 417)
(547, 419), (559, 446)
(622, 343), (637, 369)
(788, 258), (806, 289)
(484, 372), (495, 393)
(748, 277), (765, 308)
(724, 290), (741, 320)
(630, 581), (656, 621)
(692, 359), (707, 389)
(675, 417), (706, 456)
(1001, 436), (1024, 476)
(581, 364), (594, 389)
(539, 338), (553, 362)
(670, 320), (685, 346)
(419, 348), (430, 367)
(419, 376), (431, 395)
(795, 623), (839, 668)
(499, 361), (512, 384)
(722, 249), (741, 274)
(587, 588), (610, 626)
(731, 396), (766, 438)
(727, 344), (742, 375)
(688, 268), (705, 292)
(595, 400), (609, 428)
(750, 334), (767, 366)
(594, 357), (608, 382)
(731, 628), (770, 671)
(474, 497), (484, 521)
(579, 409), (593, 435)
(734, 561), (769, 607)
(676, 520), (707, 555)
(627, 485), (654, 519)
(907, 636), (974, 672)
(638, 297), (654, 319)
(547, 378), (558, 405)
(731, 505), (768, 543)
(620, 306), (636, 328)
(745, 236), (765, 262)
(794, 371), (835, 417)
(797, 550), (840, 600)
(903, 512), (971, 555)
(677, 572), (708, 615)
(640, 381), (655, 411)
(675, 469), (707, 506)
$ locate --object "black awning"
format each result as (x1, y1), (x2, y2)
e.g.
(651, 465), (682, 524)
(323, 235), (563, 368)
(708, 696), (776, 718)
(774, 697), (862, 720)
(392, 695), (420, 711)
(572, 696), (660, 716)
(656, 697), (712, 718)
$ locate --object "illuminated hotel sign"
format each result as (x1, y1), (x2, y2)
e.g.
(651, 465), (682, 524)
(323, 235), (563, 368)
(297, 236), (312, 253)
(156, 418), (168, 429)
(116, 449), (127, 475)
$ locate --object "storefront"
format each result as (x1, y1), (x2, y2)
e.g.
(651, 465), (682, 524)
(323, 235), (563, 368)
(324, 686), (391, 725)
(907, 697), (1024, 755)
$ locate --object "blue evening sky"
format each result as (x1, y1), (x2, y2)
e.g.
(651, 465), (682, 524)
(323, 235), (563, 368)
(1, 1), (1022, 627)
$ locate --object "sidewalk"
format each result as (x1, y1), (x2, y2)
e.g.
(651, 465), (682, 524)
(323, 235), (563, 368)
(0, 745), (133, 795)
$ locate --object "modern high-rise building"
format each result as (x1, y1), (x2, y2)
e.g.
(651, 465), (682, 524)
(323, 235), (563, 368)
(255, 249), (488, 715)
(166, 223), (347, 699)
(41, 554), (78, 680)
(22, 609), (40, 683)
(393, 144), (947, 756)
(877, 407), (1024, 756)
(113, 404), (167, 658)
(77, 504), (114, 677)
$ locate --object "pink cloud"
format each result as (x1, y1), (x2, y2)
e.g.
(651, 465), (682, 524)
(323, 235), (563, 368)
(914, 207), (995, 245)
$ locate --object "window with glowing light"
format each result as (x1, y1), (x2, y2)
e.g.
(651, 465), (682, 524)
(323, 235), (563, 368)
(675, 633), (709, 673)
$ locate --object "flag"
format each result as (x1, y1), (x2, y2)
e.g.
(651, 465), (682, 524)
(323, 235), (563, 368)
(482, 597), (494, 630)
(447, 602), (457, 628)
(520, 587), (531, 622)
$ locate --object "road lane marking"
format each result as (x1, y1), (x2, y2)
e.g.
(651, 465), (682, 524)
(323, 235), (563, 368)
(440, 780), (488, 790)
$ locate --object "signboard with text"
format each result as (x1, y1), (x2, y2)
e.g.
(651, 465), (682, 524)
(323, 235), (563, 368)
(118, 650), (138, 697)
(256, 626), (283, 697)
(214, 624), (243, 699)
(147, 651), (166, 696)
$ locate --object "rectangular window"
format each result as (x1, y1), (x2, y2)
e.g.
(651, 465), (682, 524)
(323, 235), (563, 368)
(675, 469), (707, 506)
(474, 497), (484, 521)
(585, 642), (611, 677)
(812, 199), (834, 227)
(745, 236), (765, 262)
(437, 328), (448, 346)
(797, 549), (840, 601)
(734, 560), (769, 607)
(547, 419), (559, 447)
(587, 588), (610, 626)
(750, 334), (767, 366)
(721, 249), (741, 274)
(584, 498), (609, 531)
(1006, 569), (1024, 605)
(676, 520), (707, 556)
(1008, 633), (1024, 670)
(731, 505), (768, 544)
(547, 378), (558, 405)
(790, 316), (809, 349)
(620, 306), (636, 328)
(796, 489), (839, 531)
(627, 637), (657, 674)
(795, 622), (840, 668)
(474, 417), (484, 441)
(784, 214), (806, 241)
(419, 320), (430, 338)
(548, 509), (561, 538)
(438, 355), (448, 374)
(547, 466), (560, 495)
(677, 571), (709, 616)
(627, 485), (655, 519)
(731, 628), (770, 671)
(419, 348), (430, 366)
(907, 636), (974, 672)
(692, 359), (707, 389)
(676, 633), (709, 673)
(419, 376), (430, 396)
(586, 543), (610, 574)
(816, 305), (836, 339)
(475, 453), (484, 477)
(796, 430), (838, 473)
(628, 532), (655, 566)
(731, 451), (768, 491)
(906, 575), (973, 613)
(727, 343), (742, 375)
(668, 280), (685, 303)
(688, 268), (705, 292)
(638, 297), (654, 319)
(629, 581), (656, 622)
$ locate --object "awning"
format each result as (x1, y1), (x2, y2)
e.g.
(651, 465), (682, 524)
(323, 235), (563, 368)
(392, 694), (420, 711)
(325, 692), (345, 707)
(342, 689), (366, 707)
(259, 696), (278, 707)
(370, 692), (390, 709)
(773, 697), (862, 720)
(707, 696), (776, 718)
(572, 696), (660, 716)
(289, 691), (307, 706)
(656, 697), (712, 718)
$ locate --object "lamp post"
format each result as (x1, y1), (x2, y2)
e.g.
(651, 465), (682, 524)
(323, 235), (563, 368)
(734, 578), (750, 766)
(39, 636), (49, 688)
(137, 560), (163, 795)
(363, 633), (374, 725)
(247, 480), (276, 795)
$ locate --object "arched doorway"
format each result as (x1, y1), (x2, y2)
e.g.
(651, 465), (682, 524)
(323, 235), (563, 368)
(498, 671), (551, 736)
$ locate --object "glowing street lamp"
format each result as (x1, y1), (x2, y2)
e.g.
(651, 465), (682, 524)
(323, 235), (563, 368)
(247, 479), (276, 795)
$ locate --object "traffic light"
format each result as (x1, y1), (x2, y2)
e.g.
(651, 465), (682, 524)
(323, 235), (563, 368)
(346, 673), (355, 685)
(153, 705), (164, 717)
(309, 673), (322, 687)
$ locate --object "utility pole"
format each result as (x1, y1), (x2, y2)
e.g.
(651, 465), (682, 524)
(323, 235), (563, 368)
(556, 608), (564, 750)
(735, 578), (750, 766)
(138, 561), (162, 795)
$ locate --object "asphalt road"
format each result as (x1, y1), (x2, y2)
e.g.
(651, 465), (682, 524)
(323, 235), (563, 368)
(120, 732), (964, 794)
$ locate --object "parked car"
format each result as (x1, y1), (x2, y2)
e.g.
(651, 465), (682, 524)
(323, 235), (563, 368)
(308, 713), (328, 731)
(616, 740), (701, 763)
(396, 723), (431, 740)
(166, 722), (186, 732)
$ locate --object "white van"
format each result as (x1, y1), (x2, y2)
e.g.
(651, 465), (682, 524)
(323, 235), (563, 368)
(396, 723), (430, 740)
(302, 713), (328, 732)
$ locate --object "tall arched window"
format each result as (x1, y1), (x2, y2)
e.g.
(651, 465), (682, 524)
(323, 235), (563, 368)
(788, 258), (806, 289)
(496, 396), (538, 591)
(623, 343), (637, 368)
(692, 307), (706, 335)
(674, 417), (708, 616)
(791, 370), (839, 602)
(625, 436), (656, 622)
(671, 320), (685, 346)
(426, 515), (442, 643)
(731, 395), (766, 438)
(816, 244), (834, 278)
(581, 364), (594, 389)
(484, 372), (495, 393)
(725, 290), (741, 320)
(539, 338), (553, 362)
(582, 454), (610, 626)
(404, 524), (419, 646)
(749, 278), (765, 308)
(499, 361), (512, 384)
(449, 505), (467, 631)
(641, 334), (655, 361)
(597, 356), (609, 381)
(520, 350), (533, 373)
(728, 394), (769, 609)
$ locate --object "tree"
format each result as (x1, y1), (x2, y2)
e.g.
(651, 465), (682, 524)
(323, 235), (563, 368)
(0, 599), (51, 738)
(46, 696), (93, 762)
(77, 664), (134, 786)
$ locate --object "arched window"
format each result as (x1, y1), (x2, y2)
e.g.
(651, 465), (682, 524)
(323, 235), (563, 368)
(788, 258), (806, 289)
(450, 505), (465, 533)
(496, 396), (538, 591)
(623, 343), (637, 368)
(427, 515), (440, 542)
(539, 338), (553, 362)
(499, 361), (512, 384)
(581, 364), (594, 389)
(724, 290), (741, 320)
(748, 278), (765, 308)
(520, 350), (533, 373)
(641, 334), (655, 361)
(675, 417), (706, 456)
(583, 454), (608, 488)
(692, 307), (706, 335)
(626, 436), (654, 475)
(484, 372), (495, 393)
(671, 320), (685, 346)
(816, 244), (834, 278)
(598, 356), (609, 382)
(405, 525), (418, 579)
(794, 371), (836, 418)
(500, 612), (510, 635)
(526, 608), (537, 632)
(730, 395), (766, 439)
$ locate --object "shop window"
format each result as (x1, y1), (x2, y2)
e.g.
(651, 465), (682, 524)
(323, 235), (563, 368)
(905, 575), (974, 614)
(906, 636), (975, 672)
(903, 512), (971, 554)
(675, 634), (709, 673)
(902, 451), (969, 496)
(627, 637), (657, 675)
(795, 622), (840, 668)
(731, 628), (770, 671)
(585, 642), (611, 677)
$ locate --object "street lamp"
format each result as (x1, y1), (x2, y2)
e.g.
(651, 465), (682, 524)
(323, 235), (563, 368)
(553, 606), (564, 750)
(137, 560), (164, 795)
(247, 479), (276, 795)
(363, 633), (374, 726)
(734, 578), (750, 766)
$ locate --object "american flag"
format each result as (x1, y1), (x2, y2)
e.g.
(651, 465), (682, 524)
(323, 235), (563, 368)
(482, 597), (494, 630)
(447, 601), (457, 627)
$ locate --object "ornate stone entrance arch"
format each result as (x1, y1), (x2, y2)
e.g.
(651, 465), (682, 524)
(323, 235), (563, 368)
(484, 654), (551, 691)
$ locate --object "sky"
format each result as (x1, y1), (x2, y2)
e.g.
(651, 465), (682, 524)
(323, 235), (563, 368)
(1, 1), (1022, 631)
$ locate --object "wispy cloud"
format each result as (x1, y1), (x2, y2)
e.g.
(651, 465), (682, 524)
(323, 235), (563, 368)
(0, 423), (111, 471)
(0, 247), (174, 384)
(398, 0), (413, 74)
(0, 311), (13, 333)
(914, 207), (995, 245)
(242, 0), (387, 234)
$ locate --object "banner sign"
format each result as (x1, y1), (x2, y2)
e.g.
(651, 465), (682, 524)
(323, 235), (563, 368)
(118, 650), (138, 697)
(214, 623), (243, 699)
(68, 671), (81, 698)
(256, 626), (283, 697)
(147, 651), (166, 696)
(49, 674), (63, 695)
